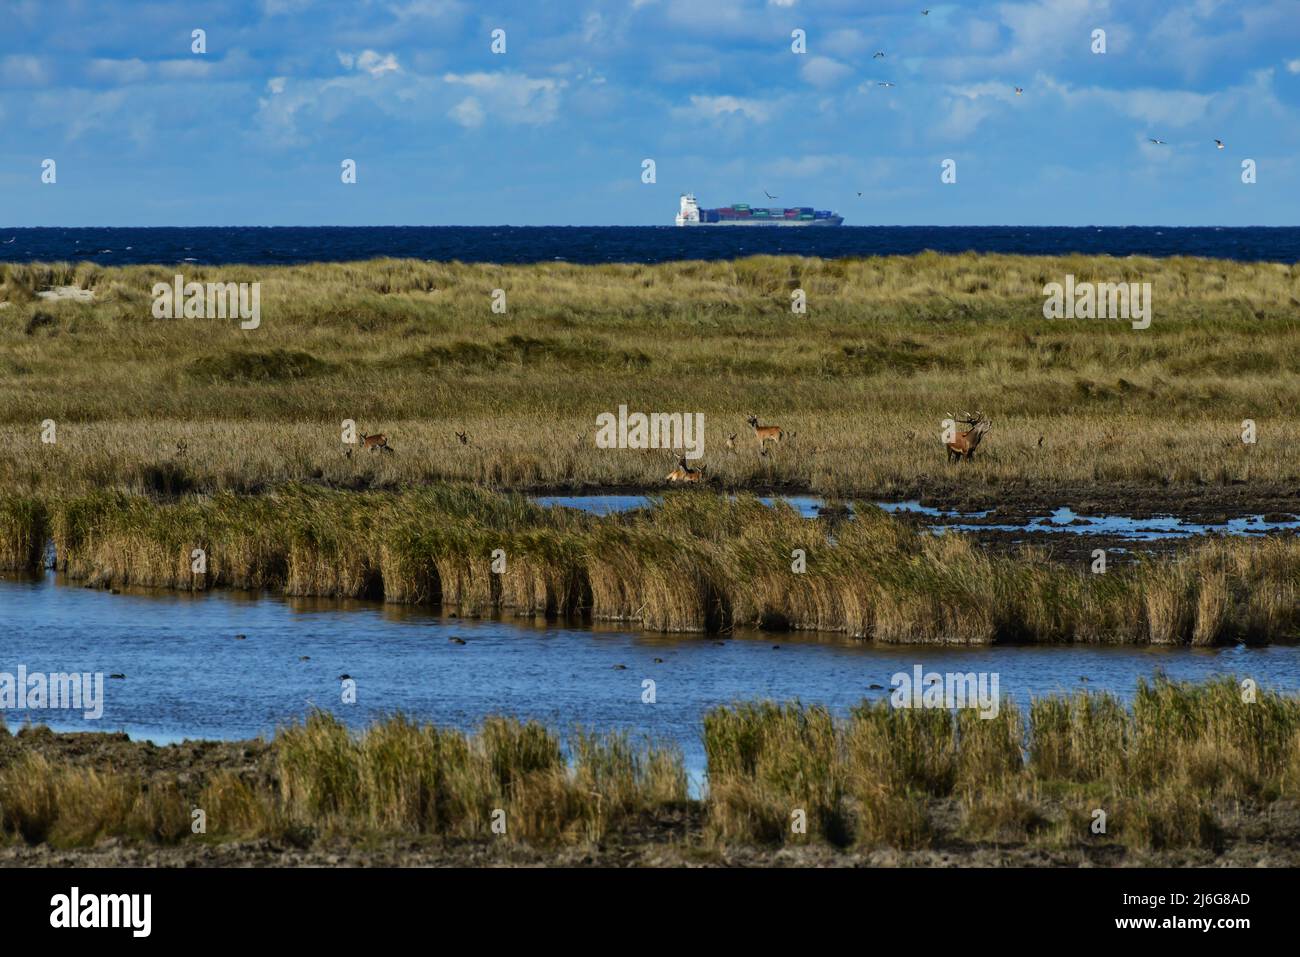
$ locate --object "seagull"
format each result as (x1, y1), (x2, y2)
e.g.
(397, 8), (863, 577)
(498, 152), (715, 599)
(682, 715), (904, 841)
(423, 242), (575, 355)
(922, 9), (930, 14)
(1214, 138), (1225, 149)
(857, 191), (863, 197)
(877, 81), (895, 87)
(873, 51), (886, 59)
(2, 238), (15, 244)
(763, 189), (778, 200)
(1148, 137), (1167, 145)
(1015, 87), (1023, 95)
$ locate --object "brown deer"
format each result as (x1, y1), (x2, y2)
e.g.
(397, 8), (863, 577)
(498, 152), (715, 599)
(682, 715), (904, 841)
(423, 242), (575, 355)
(746, 414), (784, 453)
(666, 455), (707, 483)
(360, 432), (393, 455)
(945, 411), (990, 463)
(725, 432), (738, 453)
(455, 429), (469, 446)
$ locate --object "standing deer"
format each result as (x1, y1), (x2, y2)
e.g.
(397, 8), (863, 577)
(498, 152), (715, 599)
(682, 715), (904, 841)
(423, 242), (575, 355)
(945, 411), (990, 463)
(725, 432), (738, 453)
(666, 455), (707, 483)
(455, 429), (470, 446)
(360, 432), (394, 455)
(746, 415), (784, 453)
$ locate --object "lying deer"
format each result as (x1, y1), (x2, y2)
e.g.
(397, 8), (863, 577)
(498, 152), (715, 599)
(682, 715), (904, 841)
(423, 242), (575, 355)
(360, 432), (394, 454)
(666, 455), (707, 483)
(945, 411), (990, 463)
(746, 414), (784, 453)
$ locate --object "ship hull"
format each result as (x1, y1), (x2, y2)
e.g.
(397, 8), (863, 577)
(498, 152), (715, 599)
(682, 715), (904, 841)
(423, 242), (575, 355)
(679, 217), (844, 227)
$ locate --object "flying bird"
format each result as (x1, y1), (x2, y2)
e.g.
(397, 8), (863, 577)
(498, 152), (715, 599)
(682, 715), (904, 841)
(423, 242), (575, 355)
(1148, 137), (1167, 145)
(877, 81), (895, 87)
(763, 189), (778, 200)
(873, 51), (886, 58)
(857, 191), (863, 197)
(1015, 87), (1023, 95)
(1214, 139), (1225, 149)
(922, 9), (930, 14)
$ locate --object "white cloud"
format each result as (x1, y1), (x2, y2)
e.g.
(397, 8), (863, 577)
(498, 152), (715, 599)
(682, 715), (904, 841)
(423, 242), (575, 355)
(801, 56), (852, 87)
(449, 96), (485, 128)
(85, 58), (150, 85)
(338, 50), (401, 76)
(442, 72), (565, 125)
(1041, 76), (1212, 127)
(1287, 59), (1300, 74)
(674, 94), (772, 123)
(1, 55), (50, 86)
(156, 59), (214, 80)
(762, 154), (852, 177)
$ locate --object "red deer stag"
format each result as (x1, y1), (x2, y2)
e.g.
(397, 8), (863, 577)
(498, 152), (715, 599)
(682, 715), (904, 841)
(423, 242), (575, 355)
(945, 411), (990, 463)
(666, 454), (707, 483)
(360, 432), (394, 455)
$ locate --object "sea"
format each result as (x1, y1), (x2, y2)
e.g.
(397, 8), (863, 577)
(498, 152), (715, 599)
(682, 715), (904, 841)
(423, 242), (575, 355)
(2, 225), (1299, 266)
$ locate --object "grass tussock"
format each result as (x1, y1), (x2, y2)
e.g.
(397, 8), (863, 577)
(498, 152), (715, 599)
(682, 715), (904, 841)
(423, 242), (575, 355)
(3, 679), (1297, 856)
(2, 484), (1297, 643)
(702, 678), (1300, 852)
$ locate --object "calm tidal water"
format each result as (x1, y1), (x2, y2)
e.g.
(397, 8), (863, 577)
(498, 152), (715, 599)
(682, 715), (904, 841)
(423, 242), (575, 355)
(3, 225), (1300, 266)
(2, 573), (1296, 780)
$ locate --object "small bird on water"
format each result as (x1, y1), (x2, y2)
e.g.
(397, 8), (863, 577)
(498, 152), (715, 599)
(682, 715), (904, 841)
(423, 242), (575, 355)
(449, 636), (466, 645)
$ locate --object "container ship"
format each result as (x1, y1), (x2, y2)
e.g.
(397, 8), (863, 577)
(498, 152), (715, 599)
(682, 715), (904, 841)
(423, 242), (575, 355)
(675, 192), (843, 226)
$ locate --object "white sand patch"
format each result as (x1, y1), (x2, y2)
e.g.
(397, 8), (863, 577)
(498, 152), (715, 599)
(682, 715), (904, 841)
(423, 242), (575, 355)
(37, 286), (95, 303)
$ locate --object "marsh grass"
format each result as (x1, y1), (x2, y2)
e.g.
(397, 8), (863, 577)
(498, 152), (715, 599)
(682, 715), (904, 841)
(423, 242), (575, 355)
(3, 484), (1297, 643)
(1, 254), (1298, 496)
(1, 680), (1297, 854)
(702, 678), (1300, 851)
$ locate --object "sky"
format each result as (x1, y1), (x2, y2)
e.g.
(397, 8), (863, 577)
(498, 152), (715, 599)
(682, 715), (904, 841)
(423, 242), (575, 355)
(1, 0), (1298, 227)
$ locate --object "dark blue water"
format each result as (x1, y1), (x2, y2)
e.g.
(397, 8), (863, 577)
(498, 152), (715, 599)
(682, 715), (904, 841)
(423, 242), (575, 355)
(3, 573), (1297, 784)
(3, 226), (1299, 266)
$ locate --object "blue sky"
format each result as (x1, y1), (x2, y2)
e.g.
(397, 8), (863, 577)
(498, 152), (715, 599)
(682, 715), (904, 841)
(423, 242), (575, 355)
(1, 0), (1298, 226)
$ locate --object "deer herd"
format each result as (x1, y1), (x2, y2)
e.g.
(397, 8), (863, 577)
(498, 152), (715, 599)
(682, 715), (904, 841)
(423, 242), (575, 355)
(344, 411), (994, 484)
(663, 410), (992, 483)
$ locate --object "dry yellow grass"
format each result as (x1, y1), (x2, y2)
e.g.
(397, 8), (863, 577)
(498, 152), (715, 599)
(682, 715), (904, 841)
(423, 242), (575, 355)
(1, 254), (1297, 495)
